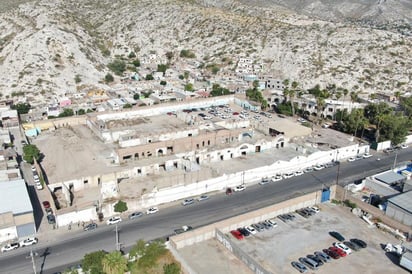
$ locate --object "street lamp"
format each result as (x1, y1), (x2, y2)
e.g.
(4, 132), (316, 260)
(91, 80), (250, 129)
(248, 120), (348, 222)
(393, 150), (398, 170)
(26, 248), (38, 274)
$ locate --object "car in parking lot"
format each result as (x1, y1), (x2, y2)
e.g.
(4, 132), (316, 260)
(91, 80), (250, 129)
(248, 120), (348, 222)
(363, 153), (373, 158)
(333, 242), (352, 255)
(230, 230), (244, 240)
(282, 172), (295, 179)
(47, 214), (56, 224)
(251, 223), (265, 232)
(323, 248), (340, 259)
(234, 185), (246, 192)
(314, 251), (331, 263)
(296, 209), (311, 218)
(146, 207), (159, 214)
(42, 201), (51, 209)
(291, 261), (308, 273)
(245, 225), (256, 235)
(350, 238), (367, 248)
(344, 241), (360, 251)
(313, 164), (325, 171)
(36, 182), (43, 190)
(303, 167), (314, 173)
(197, 195), (209, 201)
(329, 246), (347, 257)
(1, 242), (19, 252)
(306, 254), (324, 266)
(106, 216), (122, 225)
(83, 223), (98, 231)
(298, 257), (318, 270)
(294, 170), (304, 176)
(329, 231), (345, 241)
(31, 166), (36, 172)
(182, 198), (195, 206)
(19, 237), (38, 247)
(265, 218), (278, 227)
(128, 211), (143, 220)
(309, 206), (320, 213)
(45, 208), (53, 215)
(237, 227), (250, 237)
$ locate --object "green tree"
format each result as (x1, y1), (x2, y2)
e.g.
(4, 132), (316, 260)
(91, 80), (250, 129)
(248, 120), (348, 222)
(102, 251), (128, 274)
(59, 108), (74, 117)
(400, 96), (412, 118)
(11, 103), (31, 114)
(132, 59), (141, 67)
(128, 52), (136, 59)
(108, 59), (126, 76)
(178, 75), (184, 80)
(74, 74), (81, 84)
(163, 263), (181, 274)
(160, 80), (167, 86)
(184, 83), (194, 92)
(123, 104), (132, 109)
(157, 64), (169, 74)
(179, 49), (196, 58)
(77, 109), (86, 115)
(105, 73), (114, 83)
(82, 250), (107, 274)
(379, 114), (410, 145)
(210, 84), (230, 97)
(133, 93), (140, 100)
(138, 241), (167, 269)
(23, 144), (41, 164)
(114, 200), (128, 213)
(166, 51), (174, 63)
(145, 74), (154, 80)
(129, 239), (146, 259)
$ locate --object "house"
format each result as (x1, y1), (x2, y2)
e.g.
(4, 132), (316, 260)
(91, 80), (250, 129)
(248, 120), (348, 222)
(1, 110), (19, 128)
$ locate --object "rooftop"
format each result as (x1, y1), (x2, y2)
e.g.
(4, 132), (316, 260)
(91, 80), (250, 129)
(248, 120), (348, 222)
(388, 191), (412, 214)
(0, 179), (33, 215)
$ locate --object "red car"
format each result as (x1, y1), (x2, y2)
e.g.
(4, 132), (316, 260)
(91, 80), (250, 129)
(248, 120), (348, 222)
(230, 230), (244, 240)
(329, 246), (346, 257)
(42, 201), (51, 209)
(323, 248), (340, 259)
(226, 187), (233, 195)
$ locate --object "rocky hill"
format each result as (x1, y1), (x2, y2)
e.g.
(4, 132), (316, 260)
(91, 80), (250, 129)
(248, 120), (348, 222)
(0, 0), (410, 104)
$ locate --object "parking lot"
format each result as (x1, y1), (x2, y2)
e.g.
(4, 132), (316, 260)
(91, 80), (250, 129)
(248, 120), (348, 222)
(178, 203), (408, 274)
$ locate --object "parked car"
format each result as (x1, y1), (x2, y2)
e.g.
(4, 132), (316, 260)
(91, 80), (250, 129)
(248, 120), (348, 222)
(36, 182), (43, 190)
(174, 225), (193, 235)
(83, 223), (98, 231)
(47, 214), (56, 224)
(226, 187), (233, 195)
(314, 251), (331, 263)
(146, 207), (159, 215)
(106, 216), (122, 225)
(45, 208), (53, 215)
(384, 147), (395, 153)
(234, 185), (246, 192)
(260, 221), (273, 229)
(283, 172), (295, 179)
(309, 206), (320, 213)
(363, 153), (373, 158)
(329, 231), (345, 241)
(296, 209), (311, 218)
(298, 257), (318, 270)
(265, 218), (278, 227)
(333, 242), (352, 255)
(344, 241), (360, 251)
(19, 237), (38, 247)
(230, 230), (244, 240)
(304, 167), (314, 173)
(128, 212), (143, 220)
(350, 238), (367, 248)
(31, 166), (36, 172)
(313, 164), (325, 171)
(307, 254), (324, 266)
(323, 248), (340, 259)
(259, 177), (270, 185)
(1, 242), (19, 252)
(182, 198), (195, 206)
(294, 170), (304, 176)
(237, 227), (250, 237)
(245, 225), (257, 235)
(329, 246), (347, 257)
(271, 174), (283, 182)
(42, 201), (51, 209)
(197, 195), (209, 201)
(291, 261), (308, 273)
(251, 223), (264, 232)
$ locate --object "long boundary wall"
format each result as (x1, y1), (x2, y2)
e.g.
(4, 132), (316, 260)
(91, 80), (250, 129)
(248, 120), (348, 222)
(169, 185), (336, 250)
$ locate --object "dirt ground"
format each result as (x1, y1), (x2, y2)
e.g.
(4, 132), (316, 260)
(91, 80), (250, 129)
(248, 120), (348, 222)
(178, 203), (409, 274)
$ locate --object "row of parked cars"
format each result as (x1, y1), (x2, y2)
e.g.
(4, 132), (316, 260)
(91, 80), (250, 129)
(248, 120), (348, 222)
(1, 237), (38, 253)
(230, 218), (278, 240)
(291, 231), (367, 273)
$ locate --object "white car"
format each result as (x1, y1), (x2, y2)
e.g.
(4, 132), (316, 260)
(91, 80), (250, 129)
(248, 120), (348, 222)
(146, 207), (159, 215)
(271, 174), (282, 182)
(234, 185), (246, 192)
(297, 118), (306, 123)
(36, 182), (43, 190)
(245, 225), (257, 235)
(197, 195), (209, 202)
(19, 237), (38, 247)
(31, 166), (36, 172)
(309, 206), (320, 213)
(283, 172), (294, 179)
(106, 216), (122, 225)
(294, 170), (304, 176)
(347, 157), (356, 162)
(363, 153), (373, 159)
(313, 164), (325, 171)
(265, 218), (278, 227)
(1, 243), (19, 252)
(333, 242), (352, 255)
(259, 177), (270, 185)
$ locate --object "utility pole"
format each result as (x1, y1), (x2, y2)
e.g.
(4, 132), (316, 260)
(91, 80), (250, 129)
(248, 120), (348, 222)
(115, 224), (120, 251)
(393, 150), (398, 170)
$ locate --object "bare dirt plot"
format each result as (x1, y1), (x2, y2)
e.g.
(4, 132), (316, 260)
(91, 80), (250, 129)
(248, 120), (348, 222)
(234, 203), (408, 274)
(178, 239), (253, 274)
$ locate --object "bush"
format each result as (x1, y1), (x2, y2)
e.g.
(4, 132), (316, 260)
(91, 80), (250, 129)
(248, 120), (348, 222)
(107, 59), (126, 76)
(105, 73), (114, 83)
(343, 199), (357, 209)
(179, 49), (196, 58)
(145, 74), (154, 80)
(114, 200), (128, 213)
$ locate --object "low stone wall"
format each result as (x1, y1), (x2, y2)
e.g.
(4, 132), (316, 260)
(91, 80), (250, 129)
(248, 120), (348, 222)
(169, 186), (335, 249)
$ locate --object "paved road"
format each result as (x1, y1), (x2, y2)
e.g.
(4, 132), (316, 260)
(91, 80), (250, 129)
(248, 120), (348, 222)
(0, 149), (410, 274)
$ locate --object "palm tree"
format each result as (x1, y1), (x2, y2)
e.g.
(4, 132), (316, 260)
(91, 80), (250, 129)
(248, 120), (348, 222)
(102, 251), (128, 274)
(334, 91), (342, 121)
(290, 81), (299, 116)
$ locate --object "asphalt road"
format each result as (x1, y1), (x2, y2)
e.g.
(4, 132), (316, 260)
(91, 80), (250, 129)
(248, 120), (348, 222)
(0, 148), (410, 274)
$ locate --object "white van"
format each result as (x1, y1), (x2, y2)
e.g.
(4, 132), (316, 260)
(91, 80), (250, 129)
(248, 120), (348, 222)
(36, 182), (43, 190)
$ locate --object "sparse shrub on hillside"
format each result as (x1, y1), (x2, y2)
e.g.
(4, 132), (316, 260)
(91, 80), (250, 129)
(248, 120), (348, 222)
(131, 59), (140, 67)
(128, 51), (136, 58)
(157, 64), (169, 74)
(74, 74), (81, 83)
(105, 73), (114, 83)
(145, 74), (154, 80)
(179, 49), (196, 58)
(108, 59), (126, 76)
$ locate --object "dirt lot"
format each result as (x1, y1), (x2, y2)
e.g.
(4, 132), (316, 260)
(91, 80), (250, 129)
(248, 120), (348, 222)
(178, 203), (408, 274)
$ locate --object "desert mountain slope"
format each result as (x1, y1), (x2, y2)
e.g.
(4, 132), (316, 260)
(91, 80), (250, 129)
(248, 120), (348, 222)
(0, 0), (410, 103)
